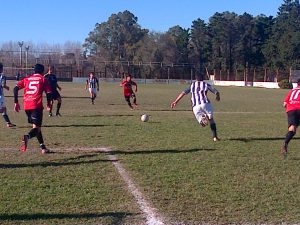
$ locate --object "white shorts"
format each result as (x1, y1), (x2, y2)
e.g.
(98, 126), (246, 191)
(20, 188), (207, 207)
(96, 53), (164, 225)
(192, 103), (213, 124)
(0, 95), (6, 110)
(89, 88), (97, 95)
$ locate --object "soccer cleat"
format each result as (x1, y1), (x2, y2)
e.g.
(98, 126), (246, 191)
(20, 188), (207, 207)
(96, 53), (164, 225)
(6, 123), (16, 128)
(56, 112), (62, 117)
(281, 144), (288, 157)
(213, 137), (221, 142)
(41, 148), (50, 154)
(21, 135), (29, 152)
(49, 112), (53, 117)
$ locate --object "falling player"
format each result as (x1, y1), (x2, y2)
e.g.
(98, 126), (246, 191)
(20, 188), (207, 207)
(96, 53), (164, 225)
(120, 74), (138, 110)
(0, 63), (16, 128)
(44, 65), (62, 116)
(13, 64), (52, 154)
(85, 72), (99, 105)
(171, 74), (221, 141)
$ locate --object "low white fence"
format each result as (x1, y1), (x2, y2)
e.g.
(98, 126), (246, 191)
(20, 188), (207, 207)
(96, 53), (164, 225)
(73, 77), (280, 89)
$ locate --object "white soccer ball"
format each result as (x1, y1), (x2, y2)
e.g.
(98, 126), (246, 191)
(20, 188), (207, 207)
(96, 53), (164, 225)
(141, 114), (149, 122)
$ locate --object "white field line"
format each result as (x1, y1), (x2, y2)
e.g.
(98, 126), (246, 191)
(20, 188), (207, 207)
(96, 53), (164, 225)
(101, 147), (165, 225)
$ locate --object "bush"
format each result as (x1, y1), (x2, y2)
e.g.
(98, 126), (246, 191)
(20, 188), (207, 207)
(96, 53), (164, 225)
(278, 79), (293, 89)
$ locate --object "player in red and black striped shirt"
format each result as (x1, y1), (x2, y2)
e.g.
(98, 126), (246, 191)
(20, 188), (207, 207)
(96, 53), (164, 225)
(120, 74), (138, 110)
(13, 64), (52, 154)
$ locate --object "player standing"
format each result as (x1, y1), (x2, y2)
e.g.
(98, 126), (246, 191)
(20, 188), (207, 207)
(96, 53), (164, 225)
(281, 78), (300, 156)
(44, 66), (62, 116)
(0, 63), (16, 128)
(171, 75), (220, 141)
(85, 72), (99, 105)
(13, 64), (52, 154)
(120, 74), (138, 110)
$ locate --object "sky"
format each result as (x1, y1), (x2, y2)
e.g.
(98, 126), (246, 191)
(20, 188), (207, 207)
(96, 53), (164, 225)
(0, 0), (284, 45)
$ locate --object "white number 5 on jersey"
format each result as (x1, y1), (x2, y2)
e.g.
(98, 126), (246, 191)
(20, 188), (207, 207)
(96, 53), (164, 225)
(27, 81), (39, 94)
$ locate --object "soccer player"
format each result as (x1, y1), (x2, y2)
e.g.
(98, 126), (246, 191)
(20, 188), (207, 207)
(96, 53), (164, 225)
(171, 74), (221, 141)
(0, 63), (16, 128)
(44, 66), (62, 116)
(13, 64), (52, 154)
(120, 74), (138, 110)
(85, 72), (99, 105)
(281, 78), (300, 156)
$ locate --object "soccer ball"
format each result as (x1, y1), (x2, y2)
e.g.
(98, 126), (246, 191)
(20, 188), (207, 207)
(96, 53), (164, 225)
(141, 114), (149, 122)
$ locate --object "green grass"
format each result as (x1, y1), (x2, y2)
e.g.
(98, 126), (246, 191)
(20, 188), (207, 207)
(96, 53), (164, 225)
(0, 81), (299, 224)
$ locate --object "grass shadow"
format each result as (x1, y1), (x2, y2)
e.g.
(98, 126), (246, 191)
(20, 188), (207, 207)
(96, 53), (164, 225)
(228, 137), (300, 143)
(110, 148), (216, 155)
(79, 114), (134, 118)
(0, 154), (116, 169)
(0, 212), (134, 224)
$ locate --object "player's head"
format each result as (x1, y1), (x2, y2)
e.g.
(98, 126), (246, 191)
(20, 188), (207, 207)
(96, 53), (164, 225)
(0, 63), (3, 73)
(34, 64), (45, 74)
(48, 65), (54, 73)
(126, 74), (132, 81)
(195, 74), (204, 81)
(89, 72), (95, 78)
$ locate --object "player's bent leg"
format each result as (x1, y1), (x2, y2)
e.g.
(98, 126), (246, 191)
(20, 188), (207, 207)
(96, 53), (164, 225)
(282, 125), (297, 155)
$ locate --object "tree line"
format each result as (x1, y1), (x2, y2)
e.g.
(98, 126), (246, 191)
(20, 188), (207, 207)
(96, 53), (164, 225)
(83, 0), (300, 80)
(1, 0), (299, 81)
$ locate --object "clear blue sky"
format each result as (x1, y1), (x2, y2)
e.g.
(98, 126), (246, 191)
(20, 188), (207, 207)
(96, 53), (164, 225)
(0, 0), (283, 45)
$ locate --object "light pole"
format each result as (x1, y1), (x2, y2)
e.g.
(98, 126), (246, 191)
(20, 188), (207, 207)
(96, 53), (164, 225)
(18, 41), (24, 68)
(25, 45), (30, 70)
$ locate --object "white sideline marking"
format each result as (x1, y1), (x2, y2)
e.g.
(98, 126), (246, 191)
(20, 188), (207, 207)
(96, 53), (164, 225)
(101, 147), (165, 225)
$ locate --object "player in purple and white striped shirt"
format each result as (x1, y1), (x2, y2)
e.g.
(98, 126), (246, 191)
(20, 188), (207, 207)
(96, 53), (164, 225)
(171, 75), (220, 141)
(85, 72), (99, 105)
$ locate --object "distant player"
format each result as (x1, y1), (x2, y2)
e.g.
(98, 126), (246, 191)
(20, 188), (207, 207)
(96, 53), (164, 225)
(120, 74), (138, 110)
(281, 78), (300, 156)
(171, 74), (220, 141)
(0, 63), (16, 128)
(44, 65), (62, 116)
(13, 64), (52, 154)
(85, 72), (99, 105)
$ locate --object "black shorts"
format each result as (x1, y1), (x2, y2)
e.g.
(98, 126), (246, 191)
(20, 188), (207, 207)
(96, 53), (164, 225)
(52, 90), (61, 100)
(25, 109), (43, 126)
(287, 110), (300, 127)
(124, 93), (135, 102)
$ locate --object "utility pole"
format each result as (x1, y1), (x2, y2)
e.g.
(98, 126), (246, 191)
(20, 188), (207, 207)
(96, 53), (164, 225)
(18, 41), (24, 68)
(25, 45), (30, 70)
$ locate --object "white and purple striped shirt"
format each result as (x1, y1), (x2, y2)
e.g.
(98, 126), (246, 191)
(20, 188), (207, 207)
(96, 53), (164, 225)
(184, 81), (219, 107)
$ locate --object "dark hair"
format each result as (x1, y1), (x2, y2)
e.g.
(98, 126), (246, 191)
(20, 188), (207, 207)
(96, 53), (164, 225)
(34, 64), (44, 74)
(297, 78), (300, 84)
(195, 74), (204, 81)
(0, 63), (3, 69)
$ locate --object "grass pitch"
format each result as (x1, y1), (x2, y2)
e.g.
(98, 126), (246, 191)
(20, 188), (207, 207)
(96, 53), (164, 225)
(0, 81), (299, 224)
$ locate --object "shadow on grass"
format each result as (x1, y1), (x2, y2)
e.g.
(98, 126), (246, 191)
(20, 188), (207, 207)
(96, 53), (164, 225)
(228, 137), (300, 143)
(79, 114), (134, 118)
(17, 124), (124, 128)
(0, 154), (116, 169)
(109, 148), (216, 155)
(0, 212), (134, 224)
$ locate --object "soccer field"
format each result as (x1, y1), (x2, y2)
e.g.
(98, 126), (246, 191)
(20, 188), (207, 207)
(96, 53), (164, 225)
(0, 81), (299, 225)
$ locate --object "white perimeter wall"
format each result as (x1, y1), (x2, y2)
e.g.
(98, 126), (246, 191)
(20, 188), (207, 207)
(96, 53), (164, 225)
(73, 77), (281, 89)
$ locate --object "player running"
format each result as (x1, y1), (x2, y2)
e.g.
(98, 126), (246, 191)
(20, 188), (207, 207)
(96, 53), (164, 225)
(44, 65), (62, 117)
(281, 78), (300, 156)
(0, 63), (16, 128)
(85, 72), (99, 105)
(13, 64), (52, 154)
(171, 74), (220, 141)
(120, 74), (138, 110)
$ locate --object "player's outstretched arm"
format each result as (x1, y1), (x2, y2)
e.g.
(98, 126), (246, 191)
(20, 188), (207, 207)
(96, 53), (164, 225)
(171, 92), (186, 108)
(13, 86), (20, 112)
(216, 92), (220, 101)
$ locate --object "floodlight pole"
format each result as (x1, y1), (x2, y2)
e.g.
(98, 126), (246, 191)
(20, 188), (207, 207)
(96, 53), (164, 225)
(25, 45), (30, 70)
(18, 41), (24, 68)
